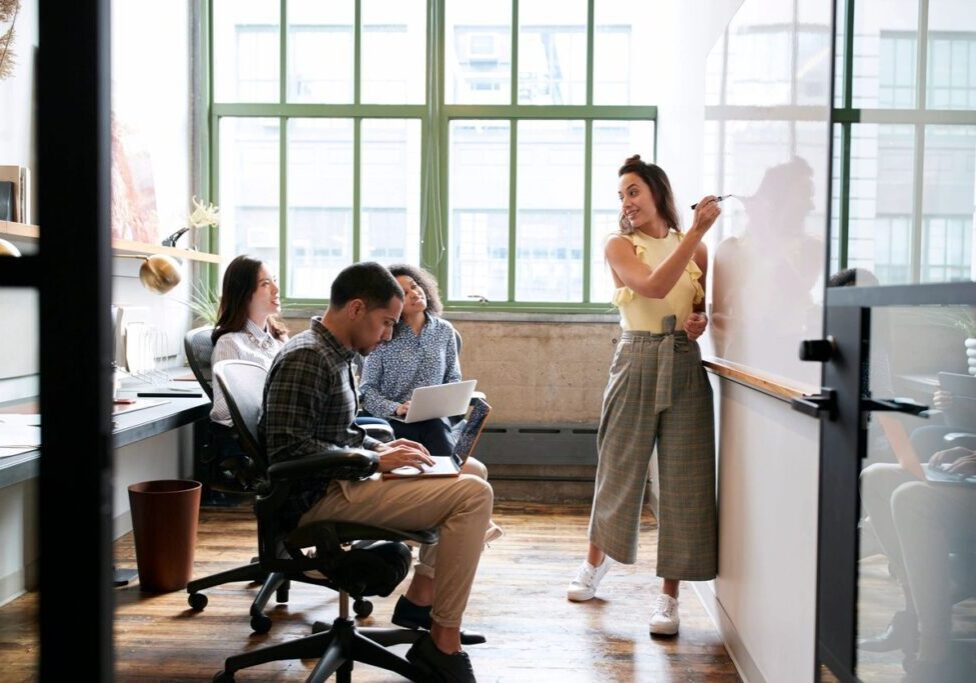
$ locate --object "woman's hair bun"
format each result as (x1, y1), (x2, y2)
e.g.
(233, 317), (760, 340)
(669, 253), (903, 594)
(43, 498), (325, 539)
(624, 154), (642, 165)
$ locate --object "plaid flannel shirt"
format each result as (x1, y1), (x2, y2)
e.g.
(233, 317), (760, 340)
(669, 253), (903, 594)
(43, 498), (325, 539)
(259, 317), (381, 524)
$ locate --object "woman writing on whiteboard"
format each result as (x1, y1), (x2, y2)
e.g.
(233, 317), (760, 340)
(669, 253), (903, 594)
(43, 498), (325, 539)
(566, 155), (720, 637)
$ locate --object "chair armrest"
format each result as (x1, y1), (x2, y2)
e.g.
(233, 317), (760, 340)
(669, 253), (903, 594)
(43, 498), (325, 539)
(268, 447), (378, 481)
(287, 520), (438, 548)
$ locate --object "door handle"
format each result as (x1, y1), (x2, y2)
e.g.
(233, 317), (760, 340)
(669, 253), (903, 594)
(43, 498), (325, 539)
(798, 337), (836, 363)
(861, 397), (929, 416)
(791, 389), (836, 419)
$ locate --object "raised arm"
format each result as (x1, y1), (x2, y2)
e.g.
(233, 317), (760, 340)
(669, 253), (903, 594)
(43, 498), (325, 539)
(606, 197), (720, 299)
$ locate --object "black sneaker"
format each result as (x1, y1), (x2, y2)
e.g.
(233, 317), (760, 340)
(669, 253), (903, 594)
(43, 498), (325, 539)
(392, 596), (486, 645)
(406, 633), (477, 683)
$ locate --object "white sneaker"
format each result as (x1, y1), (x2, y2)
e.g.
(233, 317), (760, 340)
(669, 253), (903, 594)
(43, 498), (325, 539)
(648, 594), (680, 636)
(566, 558), (613, 602)
(484, 521), (504, 547)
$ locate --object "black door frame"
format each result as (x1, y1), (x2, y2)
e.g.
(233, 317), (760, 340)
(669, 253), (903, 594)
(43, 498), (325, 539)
(813, 281), (976, 682)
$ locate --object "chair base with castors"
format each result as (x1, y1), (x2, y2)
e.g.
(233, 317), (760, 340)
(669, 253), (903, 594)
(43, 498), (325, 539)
(213, 593), (429, 683)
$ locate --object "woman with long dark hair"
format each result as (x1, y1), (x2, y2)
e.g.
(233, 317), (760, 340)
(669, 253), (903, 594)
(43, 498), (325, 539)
(209, 255), (288, 427)
(566, 155), (721, 637)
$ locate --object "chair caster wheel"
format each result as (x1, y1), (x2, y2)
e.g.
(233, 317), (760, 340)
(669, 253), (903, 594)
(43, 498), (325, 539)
(188, 592), (208, 611)
(251, 613), (272, 634)
(353, 599), (373, 619)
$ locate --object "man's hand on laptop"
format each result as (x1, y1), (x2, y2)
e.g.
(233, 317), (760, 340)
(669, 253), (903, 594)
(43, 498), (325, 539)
(375, 438), (434, 473)
(395, 401), (411, 417)
(929, 446), (976, 475)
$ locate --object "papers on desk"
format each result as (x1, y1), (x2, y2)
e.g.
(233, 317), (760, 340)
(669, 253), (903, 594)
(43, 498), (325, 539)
(0, 413), (41, 426)
(0, 424), (41, 448)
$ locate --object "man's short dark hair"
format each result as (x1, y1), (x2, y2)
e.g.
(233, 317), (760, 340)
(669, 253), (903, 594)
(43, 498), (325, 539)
(330, 262), (404, 310)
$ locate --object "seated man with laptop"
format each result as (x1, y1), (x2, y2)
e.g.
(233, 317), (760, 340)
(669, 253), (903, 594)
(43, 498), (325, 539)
(858, 373), (976, 682)
(260, 262), (491, 682)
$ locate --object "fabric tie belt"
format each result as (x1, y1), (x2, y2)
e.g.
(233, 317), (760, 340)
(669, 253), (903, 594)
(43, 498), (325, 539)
(620, 315), (691, 414)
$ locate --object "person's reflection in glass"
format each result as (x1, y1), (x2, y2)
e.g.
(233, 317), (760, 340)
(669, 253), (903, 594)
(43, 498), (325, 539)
(711, 157), (821, 375)
(843, 277), (976, 681)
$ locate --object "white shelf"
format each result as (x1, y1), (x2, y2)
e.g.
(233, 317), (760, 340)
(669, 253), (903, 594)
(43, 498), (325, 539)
(0, 221), (220, 264)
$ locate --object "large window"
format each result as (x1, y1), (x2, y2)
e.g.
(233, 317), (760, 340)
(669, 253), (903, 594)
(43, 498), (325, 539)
(210, 0), (658, 310)
(831, 0), (976, 285)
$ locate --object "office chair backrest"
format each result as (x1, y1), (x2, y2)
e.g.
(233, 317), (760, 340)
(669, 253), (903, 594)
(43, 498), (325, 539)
(184, 326), (216, 400)
(213, 359), (269, 472)
(452, 397), (491, 464)
(453, 328), (462, 357)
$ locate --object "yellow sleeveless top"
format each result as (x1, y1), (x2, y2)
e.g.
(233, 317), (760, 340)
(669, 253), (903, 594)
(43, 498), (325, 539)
(611, 230), (704, 333)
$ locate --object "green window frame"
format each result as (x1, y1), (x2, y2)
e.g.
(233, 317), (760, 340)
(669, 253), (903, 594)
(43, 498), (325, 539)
(832, 0), (976, 284)
(205, 0), (658, 314)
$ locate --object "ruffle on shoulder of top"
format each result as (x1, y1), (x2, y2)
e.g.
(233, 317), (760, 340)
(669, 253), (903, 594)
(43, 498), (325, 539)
(614, 232), (704, 305)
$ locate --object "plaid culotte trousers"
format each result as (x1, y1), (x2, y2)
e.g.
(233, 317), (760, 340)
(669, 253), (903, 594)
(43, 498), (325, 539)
(588, 320), (717, 580)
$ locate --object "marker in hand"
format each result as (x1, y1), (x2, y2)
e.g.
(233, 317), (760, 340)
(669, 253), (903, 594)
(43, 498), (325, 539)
(691, 194), (735, 210)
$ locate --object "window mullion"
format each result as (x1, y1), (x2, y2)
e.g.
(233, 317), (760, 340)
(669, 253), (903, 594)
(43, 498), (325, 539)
(508, 119), (518, 303)
(354, 117), (362, 263)
(583, 119), (592, 303)
(279, 117), (289, 298)
(279, 0), (287, 104)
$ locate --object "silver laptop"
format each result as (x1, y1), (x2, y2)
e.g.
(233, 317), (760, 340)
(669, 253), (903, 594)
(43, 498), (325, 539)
(388, 379), (477, 424)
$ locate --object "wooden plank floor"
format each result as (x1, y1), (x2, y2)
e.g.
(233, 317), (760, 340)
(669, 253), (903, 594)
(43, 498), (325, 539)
(0, 502), (739, 682)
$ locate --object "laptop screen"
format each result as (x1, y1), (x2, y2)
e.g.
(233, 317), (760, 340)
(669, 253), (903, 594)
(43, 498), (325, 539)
(451, 400), (491, 464)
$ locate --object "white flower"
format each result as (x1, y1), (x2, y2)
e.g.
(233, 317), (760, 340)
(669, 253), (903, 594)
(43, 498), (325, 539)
(189, 196), (220, 229)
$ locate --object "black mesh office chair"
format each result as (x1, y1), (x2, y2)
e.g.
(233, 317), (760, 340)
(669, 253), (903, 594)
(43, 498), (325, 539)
(210, 359), (441, 682)
(184, 326), (216, 400)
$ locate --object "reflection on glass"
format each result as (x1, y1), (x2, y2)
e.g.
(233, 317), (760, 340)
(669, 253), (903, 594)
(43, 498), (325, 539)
(851, 0), (919, 109)
(590, 120), (655, 304)
(361, 0), (426, 104)
(445, 0), (512, 105)
(704, 0), (831, 388)
(286, 119), (353, 299)
(926, 2), (976, 110)
(841, 124), (916, 285)
(516, 120), (584, 302)
(360, 119), (421, 267)
(517, 0), (587, 105)
(287, 0), (354, 104)
(449, 120), (510, 303)
(857, 304), (976, 682)
(213, 0), (280, 103)
(219, 118), (280, 279)
(922, 125), (975, 283)
(592, 1), (656, 105)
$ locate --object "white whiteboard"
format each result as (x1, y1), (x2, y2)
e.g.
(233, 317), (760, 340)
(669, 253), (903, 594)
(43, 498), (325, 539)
(702, 0), (833, 390)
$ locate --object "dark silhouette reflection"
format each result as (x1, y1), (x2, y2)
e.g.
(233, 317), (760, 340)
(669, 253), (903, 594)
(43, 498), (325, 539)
(711, 157), (823, 380)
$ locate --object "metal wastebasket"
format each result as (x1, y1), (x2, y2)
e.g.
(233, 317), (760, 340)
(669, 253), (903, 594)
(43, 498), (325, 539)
(127, 479), (202, 592)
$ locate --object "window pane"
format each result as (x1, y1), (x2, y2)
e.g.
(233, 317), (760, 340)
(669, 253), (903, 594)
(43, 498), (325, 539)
(843, 124), (916, 284)
(449, 120), (510, 303)
(361, 119), (422, 267)
(361, 0), (426, 104)
(517, 0), (587, 105)
(590, 121), (656, 303)
(213, 0), (280, 103)
(287, 0), (354, 103)
(287, 119), (353, 299)
(851, 0), (919, 109)
(926, 1), (976, 110)
(922, 125), (975, 283)
(593, 1), (657, 105)
(219, 118), (280, 278)
(445, 0), (512, 105)
(516, 120), (585, 302)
